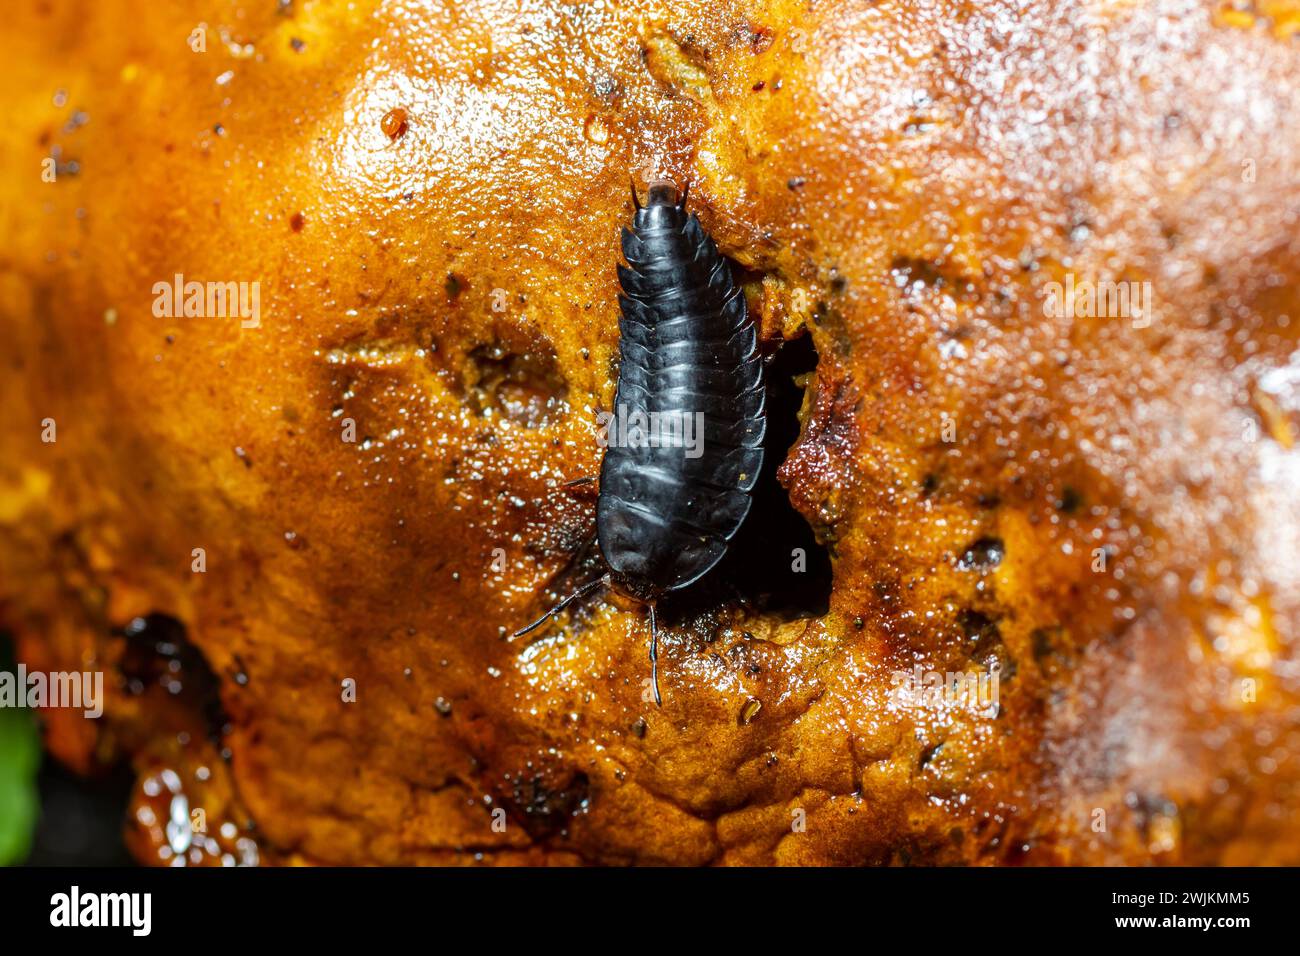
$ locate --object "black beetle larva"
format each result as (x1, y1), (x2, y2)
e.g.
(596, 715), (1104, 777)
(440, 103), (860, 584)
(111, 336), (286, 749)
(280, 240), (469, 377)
(513, 179), (765, 706)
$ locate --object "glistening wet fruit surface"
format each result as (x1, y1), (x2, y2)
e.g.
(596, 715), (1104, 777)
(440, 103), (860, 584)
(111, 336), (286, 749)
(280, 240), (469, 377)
(1, 0), (1300, 864)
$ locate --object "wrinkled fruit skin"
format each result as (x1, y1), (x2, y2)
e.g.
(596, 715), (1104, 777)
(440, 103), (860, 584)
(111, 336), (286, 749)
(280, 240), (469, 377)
(2, 0), (1300, 865)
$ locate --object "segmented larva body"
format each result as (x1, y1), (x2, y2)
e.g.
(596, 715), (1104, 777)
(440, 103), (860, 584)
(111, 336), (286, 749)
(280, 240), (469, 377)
(512, 181), (766, 706)
(596, 181), (765, 602)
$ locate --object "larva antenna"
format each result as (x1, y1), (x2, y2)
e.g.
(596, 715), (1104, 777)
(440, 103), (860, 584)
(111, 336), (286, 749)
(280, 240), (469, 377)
(677, 180), (690, 211)
(648, 603), (663, 707)
(511, 574), (610, 640)
(630, 178), (642, 212)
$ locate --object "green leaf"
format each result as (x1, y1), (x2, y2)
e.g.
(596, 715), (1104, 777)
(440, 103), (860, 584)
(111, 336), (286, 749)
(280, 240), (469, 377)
(0, 635), (40, 866)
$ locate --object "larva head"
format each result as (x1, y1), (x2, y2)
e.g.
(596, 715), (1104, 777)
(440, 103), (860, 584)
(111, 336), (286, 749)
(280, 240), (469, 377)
(633, 178), (689, 232)
(646, 179), (680, 206)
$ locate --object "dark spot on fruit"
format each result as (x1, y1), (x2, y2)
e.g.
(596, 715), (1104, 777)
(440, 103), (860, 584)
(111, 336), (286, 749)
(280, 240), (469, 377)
(919, 740), (943, 769)
(118, 614), (230, 746)
(445, 272), (463, 301)
(501, 768), (590, 839)
(457, 340), (569, 429)
(749, 27), (774, 54)
(957, 537), (1004, 571)
(958, 608), (1001, 658)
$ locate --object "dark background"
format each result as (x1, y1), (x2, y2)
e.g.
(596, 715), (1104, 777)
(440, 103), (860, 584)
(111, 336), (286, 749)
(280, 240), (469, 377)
(0, 632), (133, 867)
